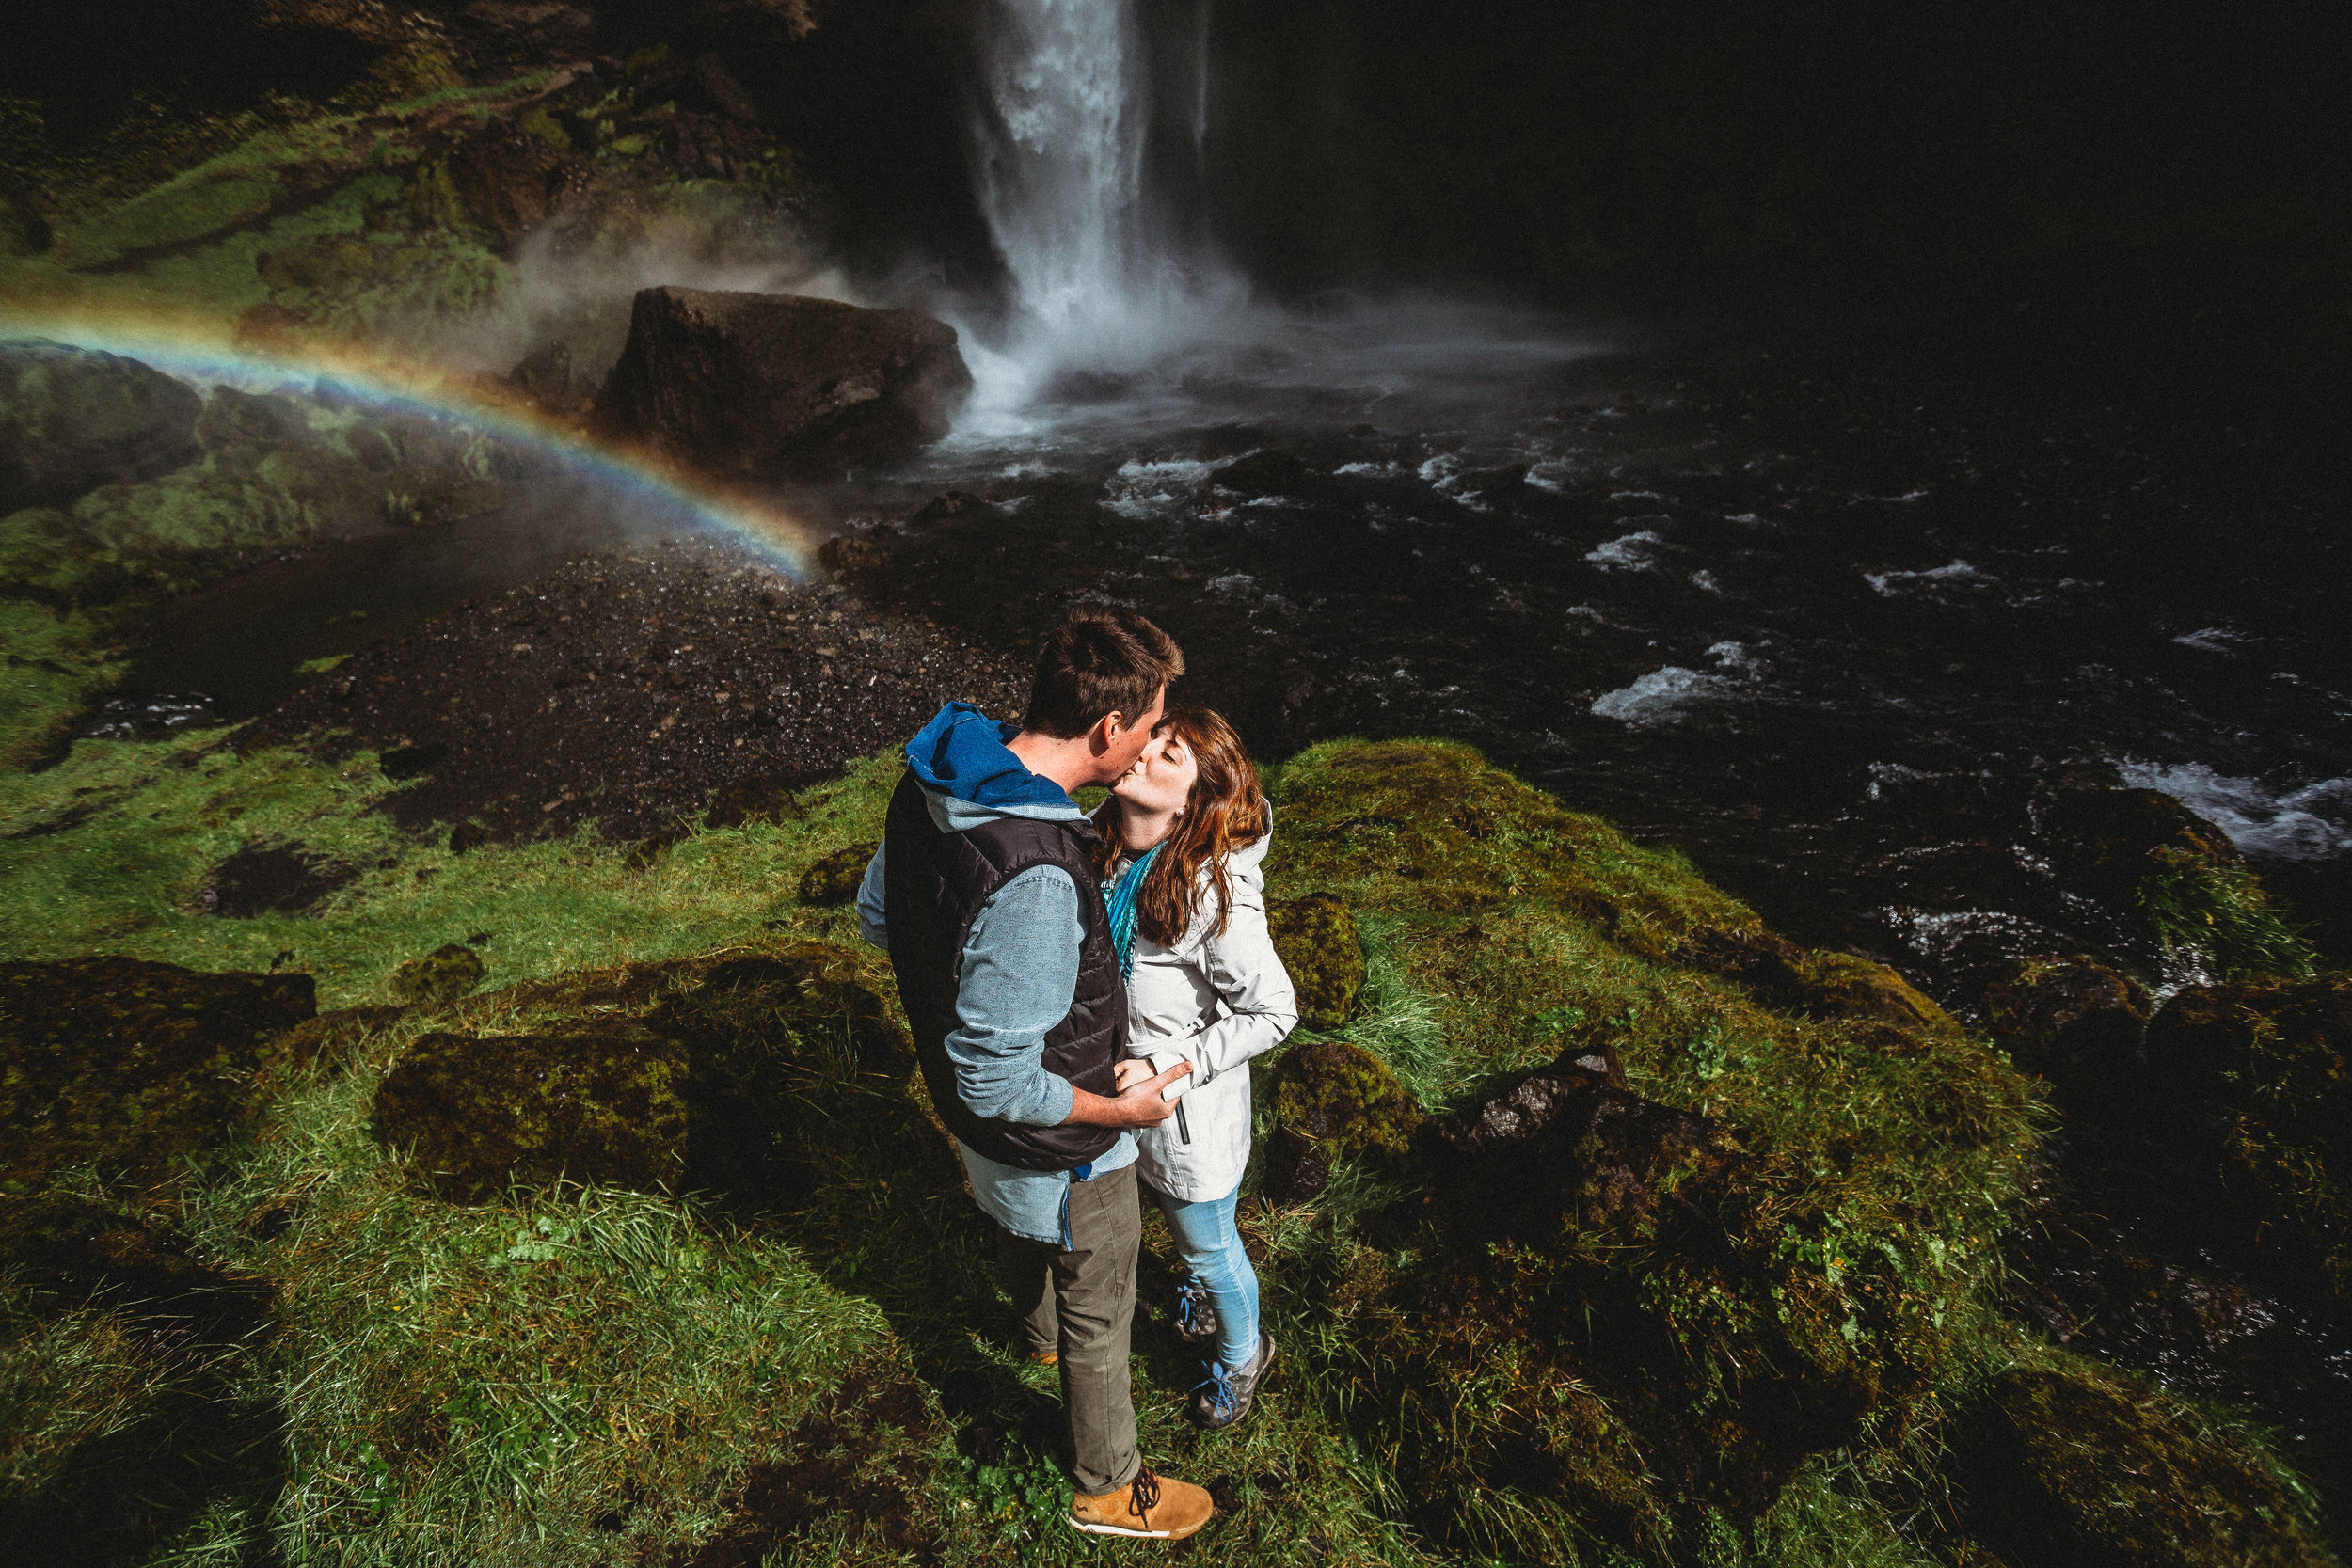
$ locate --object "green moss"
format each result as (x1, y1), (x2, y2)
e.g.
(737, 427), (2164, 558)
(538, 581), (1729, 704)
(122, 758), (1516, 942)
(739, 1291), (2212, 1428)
(2137, 847), (2317, 980)
(389, 942), (485, 1005)
(0, 600), (123, 769)
(1266, 891), (1364, 1030)
(1949, 1356), (2333, 1568)
(2145, 974), (2352, 1295)
(798, 841), (876, 905)
(1264, 1037), (1422, 1199)
(0, 956), (317, 1188)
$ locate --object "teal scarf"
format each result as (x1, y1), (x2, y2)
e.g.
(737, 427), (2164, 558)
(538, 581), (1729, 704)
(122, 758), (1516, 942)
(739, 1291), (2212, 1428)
(1105, 844), (1164, 979)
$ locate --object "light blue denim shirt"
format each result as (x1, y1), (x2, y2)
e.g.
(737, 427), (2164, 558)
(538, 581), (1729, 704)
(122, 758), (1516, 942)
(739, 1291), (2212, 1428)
(858, 781), (1135, 1246)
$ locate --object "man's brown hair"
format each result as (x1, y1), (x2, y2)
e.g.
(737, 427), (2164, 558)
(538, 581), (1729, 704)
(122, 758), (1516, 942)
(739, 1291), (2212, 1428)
(1020, 607), (1184, 739)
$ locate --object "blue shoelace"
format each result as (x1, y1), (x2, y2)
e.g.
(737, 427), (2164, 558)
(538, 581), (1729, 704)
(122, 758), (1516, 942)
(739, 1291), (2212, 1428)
(1193, 1364), (1238, 1421)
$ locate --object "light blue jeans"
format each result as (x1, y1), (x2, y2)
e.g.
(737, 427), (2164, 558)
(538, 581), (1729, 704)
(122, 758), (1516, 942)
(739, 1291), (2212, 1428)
(1151, 1181), (1260, 1370)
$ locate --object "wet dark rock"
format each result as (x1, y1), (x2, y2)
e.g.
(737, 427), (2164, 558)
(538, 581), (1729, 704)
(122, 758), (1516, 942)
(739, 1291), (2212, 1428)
(1947, 1363), (2333, 1568)
(2143, 974), (2351, 1296)
(817, 533), (892, 574)
(1427, 1046), (1625, 1160)
(799, 843), (875, 905)
(1210, 448), (1311, 493)
(707, 774), (804, 830)
(909, 489), (999, 526)
(374, 942), (924, 1206)
(2042, 783), (2243, 906)
(199, 845), (356, 917)
(593, 287), (973, 476)
(389, 943), (486, 1005)
(0, 339), (203, 512)
(0, 957), (317, 1187)
(1263, 1037), (1421, 1200)
(1265, 893), (1364, 1031)
(1984, 954), (2151, 1089)
(1460, 462), (1530, 496)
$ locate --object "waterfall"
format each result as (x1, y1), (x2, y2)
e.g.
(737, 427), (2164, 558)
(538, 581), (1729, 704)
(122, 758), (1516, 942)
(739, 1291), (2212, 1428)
(976, 0), (1152, 338)
(966, 0), (1239, 408)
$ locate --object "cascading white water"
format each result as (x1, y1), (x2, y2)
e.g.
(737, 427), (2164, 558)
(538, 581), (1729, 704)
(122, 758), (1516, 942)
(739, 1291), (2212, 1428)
(977, 0), (1152, 337)
(963, 0), (1246, 419)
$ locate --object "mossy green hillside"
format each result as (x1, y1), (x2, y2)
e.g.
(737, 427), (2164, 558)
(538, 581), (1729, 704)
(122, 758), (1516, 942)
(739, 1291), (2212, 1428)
(0, 728), (2335, 1566)
(1259, 738), (2046, 1557)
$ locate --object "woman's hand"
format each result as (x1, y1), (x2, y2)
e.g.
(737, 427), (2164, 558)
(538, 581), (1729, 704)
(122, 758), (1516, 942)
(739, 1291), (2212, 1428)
(1114, 1057), (1154, 1092)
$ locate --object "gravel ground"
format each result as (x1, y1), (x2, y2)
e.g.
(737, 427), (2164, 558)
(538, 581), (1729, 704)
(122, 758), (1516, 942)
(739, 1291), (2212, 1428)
(238, 535), (1030, 846)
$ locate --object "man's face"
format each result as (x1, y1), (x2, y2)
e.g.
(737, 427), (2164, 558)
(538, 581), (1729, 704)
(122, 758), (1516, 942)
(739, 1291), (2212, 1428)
(1093, 686), (1166, 784)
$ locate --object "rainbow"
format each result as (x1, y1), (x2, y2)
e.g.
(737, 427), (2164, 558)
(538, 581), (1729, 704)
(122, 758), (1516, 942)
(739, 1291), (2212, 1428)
(0, 300), (818, 577)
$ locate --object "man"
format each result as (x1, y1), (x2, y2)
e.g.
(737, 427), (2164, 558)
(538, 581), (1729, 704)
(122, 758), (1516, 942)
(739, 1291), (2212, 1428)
(855, 606), (1215, 1542)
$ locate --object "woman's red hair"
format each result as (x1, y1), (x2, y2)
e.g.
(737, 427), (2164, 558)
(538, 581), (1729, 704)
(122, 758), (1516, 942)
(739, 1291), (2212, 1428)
(1092, 705), (1267, 947)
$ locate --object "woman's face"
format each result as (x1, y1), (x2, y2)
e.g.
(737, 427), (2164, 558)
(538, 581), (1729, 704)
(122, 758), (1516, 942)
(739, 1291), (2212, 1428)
(1111, 725), (1198, 817)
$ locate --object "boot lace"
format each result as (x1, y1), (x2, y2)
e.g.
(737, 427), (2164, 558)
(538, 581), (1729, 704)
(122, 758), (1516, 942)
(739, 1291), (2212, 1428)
(1192, 1364), (1239, 1422)
(1127, 1465), (1162, 1523)
(1175, 1278), (1216, 1341)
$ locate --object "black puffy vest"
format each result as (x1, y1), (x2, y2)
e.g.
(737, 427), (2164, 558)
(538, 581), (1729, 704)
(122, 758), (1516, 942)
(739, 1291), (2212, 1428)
(882, 768), (1126, 1171)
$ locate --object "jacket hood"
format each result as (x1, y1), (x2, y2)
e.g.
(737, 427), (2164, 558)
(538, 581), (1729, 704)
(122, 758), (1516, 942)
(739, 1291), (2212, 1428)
(903, 702), (1084, 826)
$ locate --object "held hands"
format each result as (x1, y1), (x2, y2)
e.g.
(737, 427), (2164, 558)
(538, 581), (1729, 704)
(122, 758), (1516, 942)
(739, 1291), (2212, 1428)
(1108, 1058), (1192, 1125)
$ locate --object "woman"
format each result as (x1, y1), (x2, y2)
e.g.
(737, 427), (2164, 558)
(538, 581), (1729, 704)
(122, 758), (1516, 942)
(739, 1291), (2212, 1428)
(1097, 705), (1298, 1430)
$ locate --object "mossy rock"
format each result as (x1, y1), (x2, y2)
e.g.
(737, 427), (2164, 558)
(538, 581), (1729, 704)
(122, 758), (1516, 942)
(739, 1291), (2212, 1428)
(0, 340), (202, 513)
(2144, 974), (2351, 1295)
(374, 1022), (693, 1201)
(1263, 1037), (1421, 1199)
(389, 942), (485, 1005)
(1949, 1362), (2333, 1568)
(373, 942), (927, 1206)
(1265, 892), (1364, 1031)
(1983, 954), (2151, 1089)
(800, 842), (876, 905)
(1790, 950), (1961, 1037)
(0, 957), (317, 1187)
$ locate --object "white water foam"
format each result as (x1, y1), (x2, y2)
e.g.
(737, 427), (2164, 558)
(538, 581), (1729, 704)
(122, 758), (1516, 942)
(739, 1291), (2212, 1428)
(1590, 641), (1762, 726)
(2114, 761), (2352, 861)
(1864, 560), (1996, 597)
(1585, 530), (1669, 572)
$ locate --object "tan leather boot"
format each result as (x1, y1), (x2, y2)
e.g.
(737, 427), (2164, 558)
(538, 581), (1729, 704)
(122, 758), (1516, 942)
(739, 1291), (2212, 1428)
(1066, 1465), (1215, 1540)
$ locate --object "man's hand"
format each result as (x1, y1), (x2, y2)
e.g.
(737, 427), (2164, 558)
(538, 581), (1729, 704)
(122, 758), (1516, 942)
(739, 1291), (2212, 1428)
(1113, 1057), (1153, 1093)
(1065, 1059), (1194, 1127)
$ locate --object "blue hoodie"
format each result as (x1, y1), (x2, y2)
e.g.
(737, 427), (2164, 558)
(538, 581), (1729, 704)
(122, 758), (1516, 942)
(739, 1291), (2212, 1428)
(856, 703), (1136, 1244)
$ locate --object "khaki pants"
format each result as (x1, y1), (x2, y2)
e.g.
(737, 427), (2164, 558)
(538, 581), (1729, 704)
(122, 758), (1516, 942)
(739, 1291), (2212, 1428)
(994, 1162), (1142, 1497)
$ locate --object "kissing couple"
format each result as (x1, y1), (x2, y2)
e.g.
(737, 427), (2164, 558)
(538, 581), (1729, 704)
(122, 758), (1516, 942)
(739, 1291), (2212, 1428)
(854, 605), (1297, 1543)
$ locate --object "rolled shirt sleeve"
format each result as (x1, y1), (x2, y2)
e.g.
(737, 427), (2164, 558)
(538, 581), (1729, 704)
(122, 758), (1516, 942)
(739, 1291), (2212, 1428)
(945, 864), (1085, 1127)
(855, 844), (889, 951)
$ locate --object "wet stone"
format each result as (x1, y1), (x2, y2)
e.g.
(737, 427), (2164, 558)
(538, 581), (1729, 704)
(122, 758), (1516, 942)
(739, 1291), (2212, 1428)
(1983, 954), (2151, 1091)
(75, 691), (216, 740)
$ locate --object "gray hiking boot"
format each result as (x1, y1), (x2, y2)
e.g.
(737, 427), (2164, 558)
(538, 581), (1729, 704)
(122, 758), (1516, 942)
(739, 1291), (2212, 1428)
(1188, 1329), (1275, 1431)
(1171, 1276), (1219, 1353)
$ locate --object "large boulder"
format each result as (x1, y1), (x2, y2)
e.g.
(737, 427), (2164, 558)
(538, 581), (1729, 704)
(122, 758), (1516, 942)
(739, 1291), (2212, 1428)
(2142, 974), (2351, 1295)
(593, 287), (973, 474)
(373, 943), (930, 1206)
(1983, 954), (2151, 1090)
(0, 957), (318, 1188)
(1948, 1361), (2333, 1568)
(0, 340), (202, 512)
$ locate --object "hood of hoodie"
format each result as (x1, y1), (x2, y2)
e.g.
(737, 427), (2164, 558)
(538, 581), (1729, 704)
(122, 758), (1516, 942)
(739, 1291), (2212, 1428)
(903, 702), (1085, 831)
